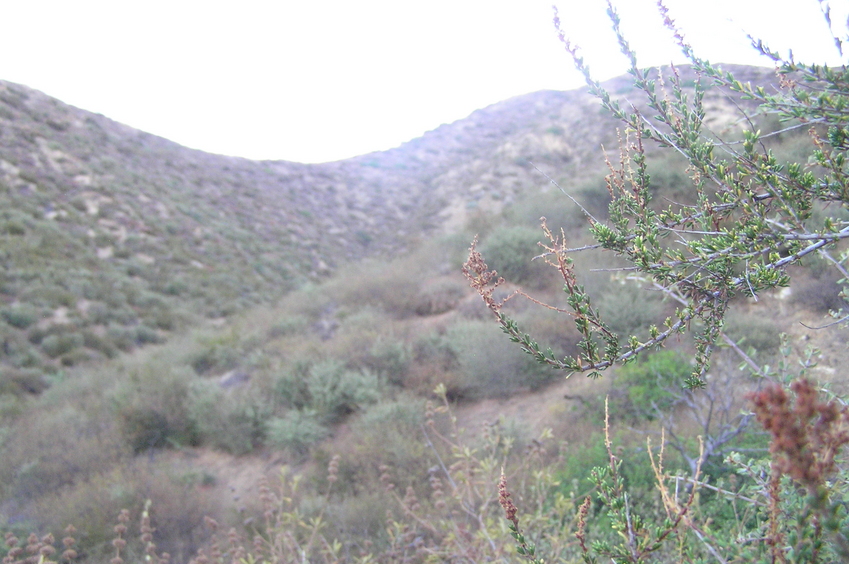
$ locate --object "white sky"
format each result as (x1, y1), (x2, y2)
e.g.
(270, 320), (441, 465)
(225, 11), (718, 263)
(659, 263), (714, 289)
(0, 1), (845, 163)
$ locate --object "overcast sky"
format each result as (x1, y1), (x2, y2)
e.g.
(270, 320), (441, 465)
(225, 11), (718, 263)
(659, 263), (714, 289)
(0, 1), (845, 163)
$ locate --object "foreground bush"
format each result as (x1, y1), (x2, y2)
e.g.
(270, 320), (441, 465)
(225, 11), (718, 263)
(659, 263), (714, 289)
(463, 1), (849, 561)
(466, 4), (849, 387)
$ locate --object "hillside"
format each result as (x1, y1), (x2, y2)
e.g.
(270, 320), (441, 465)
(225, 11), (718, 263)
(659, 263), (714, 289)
(0, 65), (777, 378)
(4, 63), (842, 563)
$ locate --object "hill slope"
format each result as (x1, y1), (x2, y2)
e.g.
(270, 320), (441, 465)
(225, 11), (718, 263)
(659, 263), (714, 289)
(0, 64), (775, 376)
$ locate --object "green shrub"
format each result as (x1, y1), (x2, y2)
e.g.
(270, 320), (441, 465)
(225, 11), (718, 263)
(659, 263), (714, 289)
(790, 270), (846, 314)
(557, 430), (659, 497)
(504, 189), (586, 233)
(267, 315), (309, 339)
(59, 347), (93, 367)
(106, 325), (137, 352)
(0, 220), (26, 236)
(274, 359), (381, 424)
(188, 332), (242, 375)
(32, 460), (217, 563)
(0, 400), (128, 503)
(274, 362), (314, 411)
(324, 307), (384, 361)
(82, 330), (118, 358)
(324, 259), (426, 318)
(110, 363), (197, 452)
(363, 337), (411, 385)
(134, 324), (164, 345)
(573, 176), (613, 220)
(40, 332), (84, 358)
(0, 332), (43, 369)
(0, 367), (48, 395)
(0, 304), (39, 329)
(306, 360), (381, 423)
(187, 380), (269, 455)
(442, 320), (555, 400)
(479, 226), (550, 287)
(328, 396), (429, 497)
(266, 410), (329, 457)
(612, 350), (692, 421)
(119, 407), (173, 452)
(723, 309), (782, 357)
(646, 152), (696, 204)
(595, 279), (665, 338)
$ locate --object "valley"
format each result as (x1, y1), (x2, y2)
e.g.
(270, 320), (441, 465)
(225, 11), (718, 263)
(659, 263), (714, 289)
(0, 63), (847, 563)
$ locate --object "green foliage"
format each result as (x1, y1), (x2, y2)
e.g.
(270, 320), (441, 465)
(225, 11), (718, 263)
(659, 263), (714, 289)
(110, 362), (197, 452)
(442, 320), (555, 399)
(363, 336), (411, 385)
(187, 380), (270, 455)
(0, 304), (39, 330)
(595, 279), (666, 338)
(467, 4), (849, 390)
(306, 360), (380, 423)
(267, 314), (309, 338)
(479, 225), (549, 287)
(723, 309), (782, 357)
(39, 332), (83, 358)
(188, 332), (242, 375)
(275, 359), (380, 424)
(790, 266), (847, 314)
(336, 396), (431, 494)
(4, 6), (849, 563)
(266, 410), (329, 457)
(412, 277), (467, 316)
(477, 4), (849, 563)
(613, 350), (692, 420)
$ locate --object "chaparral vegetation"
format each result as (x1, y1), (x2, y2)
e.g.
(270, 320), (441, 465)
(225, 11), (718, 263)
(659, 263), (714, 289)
(2, 2), (849, 564)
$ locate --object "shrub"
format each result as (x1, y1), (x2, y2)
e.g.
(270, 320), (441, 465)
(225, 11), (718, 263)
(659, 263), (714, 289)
(363, 336), (411, 386)
(594, 278), (666, 338)
(134, 324), (164, 345)
(188, 333), (242, 375)
(0, 400), (128, 504)
(306, 360), (381, 423)
(110, 362), (197, 452)
(267, 314), (309, 339)
(504, 189), (587, 233)
(40, 332), (84, 358)
(412, 277), (467, 316)
(790, 269), (846, 314)
(106, 324), (137, 352)
(82, 330), (118, 358)
(347, 395), (428, 482)
(442, 320), (555, 400)
(274, 359), (381, 424)
(479, 225), (550, 287)
(0, 333), (43, 369)
(0, 304), (39, 329)
(469, 4), (849, 562)
(611, 350), (692, 421)
(266, 410), (329, 457)
(466, 5), (849, 388)
(187, 380), (269, 455)
(31, 460), (218, 563)
(0, 367), (48, 395)
(723, 308), (782, 357)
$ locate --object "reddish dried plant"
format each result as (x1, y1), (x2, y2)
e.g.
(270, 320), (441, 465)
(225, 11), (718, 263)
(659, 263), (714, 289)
(748, 379), (849, 493)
